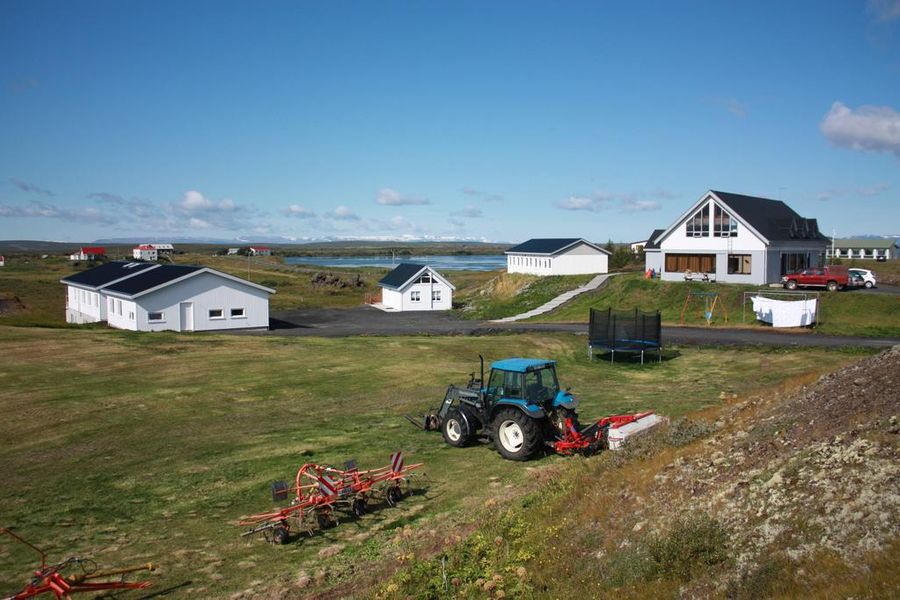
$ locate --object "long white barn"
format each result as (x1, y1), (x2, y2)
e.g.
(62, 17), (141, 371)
(62, 261), (274, 331)
(506, 238), (610, 275)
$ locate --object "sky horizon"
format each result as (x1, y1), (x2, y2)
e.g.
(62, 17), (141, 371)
(1, 1), (899, 244)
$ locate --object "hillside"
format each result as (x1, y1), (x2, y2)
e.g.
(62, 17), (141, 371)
(372, 346), (900, 598)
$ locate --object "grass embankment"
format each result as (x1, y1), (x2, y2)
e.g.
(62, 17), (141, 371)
(536, 273), (900, 337)
(455, 273), (594, 320)
(0, 327), (866, 598)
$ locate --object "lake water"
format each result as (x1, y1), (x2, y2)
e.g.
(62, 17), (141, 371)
(284, 254), (506, 271)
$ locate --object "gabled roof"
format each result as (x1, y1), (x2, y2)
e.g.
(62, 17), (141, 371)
(491, 358), (556, 373)
(136, 244), (156, 250)
(378, 263), (456, 291)
(711, 191), (828, 243)
(76, 246), (106, 254)
(60, 261), (159, 289)
(505, 238), (610, 255)
(103, 265), (275, 298)
(643, 229), (666, 250)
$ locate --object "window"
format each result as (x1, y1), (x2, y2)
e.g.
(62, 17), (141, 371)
(727, 254), (752, 274)
(685, 204), (710, 237)
(116, 299), (122, 315)
(713, 204), (737, 237)
(665, 254), (716, 273)
(128, 311), (135, 320)
(415, 273), (432, 284)
(780, 252), (809, 276)
(410, 291), (421, 302)
(230, 308), (245, 318)
(148, 311), (164, 322)
(432, 290), (441, 302)
(209, 309), (224, 319)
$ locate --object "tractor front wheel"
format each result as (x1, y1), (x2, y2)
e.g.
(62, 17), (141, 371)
(492, 408), (541, 461)
(442, 408), (475, 447)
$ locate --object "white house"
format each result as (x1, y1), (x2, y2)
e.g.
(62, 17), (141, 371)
(643, 190), (828, 285)
(506, 238), (610, 275)
(249, 246), (272, 256)
(133, 244), (158, 261)
(61, 261), (274, 331)
(826, 238), (896, 261)
(69, 246), (106, 261)
(377, 263), (455, 311)
(152, 243), (175, 254)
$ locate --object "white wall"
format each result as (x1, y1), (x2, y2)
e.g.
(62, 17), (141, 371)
(106, 272), (270, 332)
(106, 296), (138, 330)
(384, 281), (452, 311)
(64, 285), (104, 324)
(507, 242), (608, 276)
(382, 288), (403, 311)
(644, 250), (663, 275)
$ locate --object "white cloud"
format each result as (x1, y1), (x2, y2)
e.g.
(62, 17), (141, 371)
(451, 205), (484, 218)
(9, 177), (54, 196)
(820, 101), (900, 155)
(556, 190), (663, 213)
(556, 193), (615, 211)
(376, 188), (429, 206)
(868, 0), (900, 21)
(189, 217), (211, 229)
(461, 187), (504, 202)
(281, 204), (316, 218)
(329, 205), (360, 221)
(815, 183), (889, 201)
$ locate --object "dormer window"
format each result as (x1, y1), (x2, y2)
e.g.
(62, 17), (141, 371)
(713, 204), (737, 237)
(686, 204), (709, 237)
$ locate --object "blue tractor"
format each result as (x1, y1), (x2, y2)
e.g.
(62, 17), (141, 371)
(409, 356), (583, 460)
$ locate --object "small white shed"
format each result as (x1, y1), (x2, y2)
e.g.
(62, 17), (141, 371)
(378, 263), (455, 311)
(506, 238), (610, 275)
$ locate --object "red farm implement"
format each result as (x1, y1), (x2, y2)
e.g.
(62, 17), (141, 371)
(1, 528), (154, 600)
(239, 452), (424, 544)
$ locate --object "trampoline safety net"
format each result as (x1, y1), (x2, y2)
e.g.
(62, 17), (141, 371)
(588, 307), (662, 363)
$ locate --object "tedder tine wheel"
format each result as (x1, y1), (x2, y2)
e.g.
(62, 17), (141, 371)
(352, 498), (367, 517)
(316, 511), (335, 530)
(386, 486), (403, 507)
(272, 526), (289, 545)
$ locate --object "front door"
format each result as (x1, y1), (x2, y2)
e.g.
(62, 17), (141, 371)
(180, 302), (194, 331)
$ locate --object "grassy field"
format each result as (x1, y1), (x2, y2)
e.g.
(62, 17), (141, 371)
(534, 273), (900, 337)
(0, 325), (871, 598)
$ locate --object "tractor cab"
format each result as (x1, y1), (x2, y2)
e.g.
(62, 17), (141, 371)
(483, 359), (576, 418)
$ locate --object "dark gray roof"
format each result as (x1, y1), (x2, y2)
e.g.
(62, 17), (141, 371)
(61, 261), (158, 289)
(643, 229), (666, 250)
(506, 238), (606, 255)
(712, 190), (828, 242)
(378, 263), (428, 289)
(104, 265), (202, 296)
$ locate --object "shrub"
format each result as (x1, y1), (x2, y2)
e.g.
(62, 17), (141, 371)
(645, 515), (729, 582)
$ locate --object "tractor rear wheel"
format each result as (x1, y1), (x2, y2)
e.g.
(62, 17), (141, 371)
(492, 408), (541, 461)
(442, 408), (475, 447)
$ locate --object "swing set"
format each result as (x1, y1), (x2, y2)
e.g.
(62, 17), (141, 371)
(680, 291), (728, 325)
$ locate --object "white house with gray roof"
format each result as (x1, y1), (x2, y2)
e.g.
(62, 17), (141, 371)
(61, 261), (274, 331)
(644, 190), (828, 285)
(505, 238), (610, 276)
(377, 263), (455, 311)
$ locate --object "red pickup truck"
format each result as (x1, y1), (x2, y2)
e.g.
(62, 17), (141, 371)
(781, 265), (849, 292)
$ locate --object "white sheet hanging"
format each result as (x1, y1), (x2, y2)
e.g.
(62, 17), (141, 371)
(751, 296), (817, 328)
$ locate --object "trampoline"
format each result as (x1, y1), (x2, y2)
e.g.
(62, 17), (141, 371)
(588, 307), (662, 364)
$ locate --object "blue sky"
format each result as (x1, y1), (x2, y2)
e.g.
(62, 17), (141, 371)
(1, 1), (898, 244)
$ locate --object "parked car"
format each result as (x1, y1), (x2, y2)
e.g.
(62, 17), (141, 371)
(848, 268), (877, 289)
(782, 265), (849, 292)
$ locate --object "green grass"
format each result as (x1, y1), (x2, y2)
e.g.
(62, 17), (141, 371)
(0, 326), (867, 598)
(455, 273), (594, 320)
(533, 272), (900, 337)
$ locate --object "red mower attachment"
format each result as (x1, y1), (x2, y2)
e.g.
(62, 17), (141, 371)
(553, 411), (664, 455)
(1, 528), (154, 600)
(239, 451), (425, 544)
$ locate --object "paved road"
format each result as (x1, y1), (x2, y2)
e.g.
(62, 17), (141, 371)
(260, 306), (900, 348)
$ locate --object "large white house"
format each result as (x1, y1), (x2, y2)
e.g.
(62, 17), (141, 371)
(506, 238), (610, 275)
(61, 261), (274, 331)
(826, 238), (896, 261)
(644, 190), (828, 285)
(377, 263), (455, 311)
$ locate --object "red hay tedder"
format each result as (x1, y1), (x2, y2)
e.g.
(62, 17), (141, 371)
(1, 528), (154, 600)
(239, 451), (424, 544)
